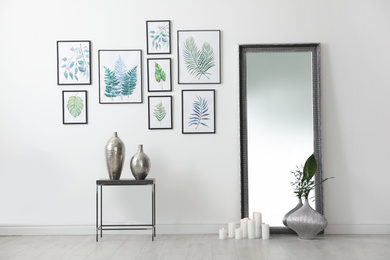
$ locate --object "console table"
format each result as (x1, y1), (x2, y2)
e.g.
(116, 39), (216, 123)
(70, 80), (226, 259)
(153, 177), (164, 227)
(96, 178), (156, 242)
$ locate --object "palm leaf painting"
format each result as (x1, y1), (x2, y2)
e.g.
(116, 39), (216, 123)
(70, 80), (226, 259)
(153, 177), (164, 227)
(188, 95), (210, 129)
(153, 101), (167, 125)
(183, 37), (215, 80)
(67, 95), (84, 118)
(154, 62), (166, 89)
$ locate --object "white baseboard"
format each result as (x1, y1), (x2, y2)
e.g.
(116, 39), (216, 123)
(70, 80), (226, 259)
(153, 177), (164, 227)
(326, 224), (390, 235)
(2, 224), (390, 236)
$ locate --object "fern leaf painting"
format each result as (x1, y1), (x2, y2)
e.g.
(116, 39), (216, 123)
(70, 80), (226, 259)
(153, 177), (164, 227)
(58, 41), (91, 84)
(99, 50), (142, 103)
(153, 101), (167, 125)
(67, 95), (84, 118)
(188, 95), (210, 129)
(183, 37), (215, 80)
(154, 62), (166, 89)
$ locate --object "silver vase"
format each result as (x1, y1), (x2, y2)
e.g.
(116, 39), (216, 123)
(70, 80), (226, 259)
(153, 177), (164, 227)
(105, 132), (125, 180)
(287, 198), (328, 240)
(282, 198), (303, 227)
(130, 144), (151, 180)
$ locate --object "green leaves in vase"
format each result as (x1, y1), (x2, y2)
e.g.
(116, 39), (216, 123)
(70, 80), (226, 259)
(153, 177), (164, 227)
(183, 37), (215, 80)
(67, 95), (84, 118)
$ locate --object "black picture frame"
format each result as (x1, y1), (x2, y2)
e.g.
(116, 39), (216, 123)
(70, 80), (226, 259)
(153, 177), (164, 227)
(146, 20), (171, 54)
(57, 41), (91, 85)
(148, 96), (173, 129)
(177, 30), (221, 84)
(147, 58), (172, 92)
(98, 50), (142, 104)
(62, 90), (88, 124)
(182, 90), (215, 134)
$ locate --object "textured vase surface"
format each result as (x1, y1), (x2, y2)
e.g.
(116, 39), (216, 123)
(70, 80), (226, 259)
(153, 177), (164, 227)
(287, 198), (328, 240)
(282, 198), (303, 227)
(105, 132), (125, 180)
(130, 144), (151, 180)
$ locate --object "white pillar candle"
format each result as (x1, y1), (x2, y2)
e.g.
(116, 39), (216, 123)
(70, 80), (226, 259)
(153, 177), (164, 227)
(235, 228), (243, 239)
(253, 212), (262, 238)
(228, 222), (236, 238)
(248, 219), (255, 239)
(219, 228), (227, 240)
(240, 218), (248, 238)
(262, 223), (270, 239)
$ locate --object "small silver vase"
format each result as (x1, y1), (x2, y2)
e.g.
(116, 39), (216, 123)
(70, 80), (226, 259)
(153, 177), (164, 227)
(105, 132), (125, 180)
(287, 198), (328, 240)
(282, 198), (303, 227)
(130, 144), (151, 180)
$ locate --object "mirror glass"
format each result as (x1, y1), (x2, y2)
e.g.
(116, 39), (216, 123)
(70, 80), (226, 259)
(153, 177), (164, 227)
(239, 44), (322, 233)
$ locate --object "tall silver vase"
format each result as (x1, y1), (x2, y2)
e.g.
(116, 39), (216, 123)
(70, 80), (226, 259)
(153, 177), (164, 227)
(105, 132), (125, 180)
(287, 198), (328, 240)
(282, 198), (303, 227)
(130, 144), (151, 180)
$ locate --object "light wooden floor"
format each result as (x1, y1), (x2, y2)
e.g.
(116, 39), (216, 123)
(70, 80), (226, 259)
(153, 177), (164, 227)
(1, 234), (390, 260)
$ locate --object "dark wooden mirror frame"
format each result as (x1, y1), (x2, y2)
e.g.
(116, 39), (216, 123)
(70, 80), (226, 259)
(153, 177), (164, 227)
(239, 43), (322, 234)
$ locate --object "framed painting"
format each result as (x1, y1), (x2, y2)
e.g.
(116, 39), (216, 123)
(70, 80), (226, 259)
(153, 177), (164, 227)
(182, 90), (215, 134)
(147, 58), (172, 92)
(147, 20), (171, 54)
(148, 96), (172, 129)
(62, 90), (87, 124)
(57, 41), (91, 85)
(177, 30), (221, 84)
(98, 50), (142, 104)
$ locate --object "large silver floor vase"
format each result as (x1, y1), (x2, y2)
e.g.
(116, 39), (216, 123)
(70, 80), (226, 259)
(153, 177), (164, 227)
(287, 198), (328, 240)
(105, 132), (125, 180)
(130, 144), (151, 180)
(282, 198), (303, 227)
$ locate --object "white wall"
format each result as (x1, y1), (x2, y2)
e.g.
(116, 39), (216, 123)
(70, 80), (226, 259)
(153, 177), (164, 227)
(1, 0), (390, 235)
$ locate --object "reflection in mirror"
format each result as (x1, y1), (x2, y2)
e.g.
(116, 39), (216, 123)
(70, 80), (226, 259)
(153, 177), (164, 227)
(239, 44), (322, 234)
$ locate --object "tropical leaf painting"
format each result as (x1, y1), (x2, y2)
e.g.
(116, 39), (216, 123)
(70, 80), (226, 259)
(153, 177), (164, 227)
(183, 37), (215, 80)
(58, 41), (91, 84)
(67, 95), (84, 118)
(63, 91), (87, 124)
(188, 95), (210, 129)
(153, 101), (167, 125)
(99, 50), (141, 103)
(147, 20), (170, 54)
(154, 62), (166, 89)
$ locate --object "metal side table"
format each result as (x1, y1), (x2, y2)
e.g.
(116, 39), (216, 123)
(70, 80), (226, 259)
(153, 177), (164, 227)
(96, 178), (156, 242)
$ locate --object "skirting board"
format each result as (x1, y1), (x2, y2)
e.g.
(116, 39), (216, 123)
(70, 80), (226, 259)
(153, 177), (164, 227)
(1, 224), (390, 236)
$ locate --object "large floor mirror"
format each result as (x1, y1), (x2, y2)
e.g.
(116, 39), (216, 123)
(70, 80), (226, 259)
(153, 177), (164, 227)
(239, 43), (322, 234)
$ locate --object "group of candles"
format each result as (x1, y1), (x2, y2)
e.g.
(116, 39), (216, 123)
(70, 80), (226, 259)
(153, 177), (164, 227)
(219, 212), (270, 240)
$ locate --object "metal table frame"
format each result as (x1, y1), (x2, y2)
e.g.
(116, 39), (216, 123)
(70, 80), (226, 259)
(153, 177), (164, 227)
(96, 178), (156, 242)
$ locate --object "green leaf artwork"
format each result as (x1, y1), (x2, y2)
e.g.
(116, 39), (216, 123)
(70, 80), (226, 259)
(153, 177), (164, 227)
(67, 95), (84, 118)
(188, 95), (210, 129)
(183, 37), (215, 80)
(153, 101), (167, 125)
(154, 62), (166, 89)
(60, 43), (90, 81)
(122, 66), (138, 97)
(104, 66), (121, 100)
(149, 24), (169, 50)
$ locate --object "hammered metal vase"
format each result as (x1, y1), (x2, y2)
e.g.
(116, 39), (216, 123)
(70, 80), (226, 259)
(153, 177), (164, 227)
(282, 198), (303, 227)
(287, 198), (328, 240)
(105, 132), (125, 180)
(130, 144), (151, 180)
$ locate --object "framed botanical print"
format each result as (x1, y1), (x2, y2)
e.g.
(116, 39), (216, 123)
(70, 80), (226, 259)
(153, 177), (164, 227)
(147, 58), (172, 92)
(148, 96), (172, 129)
(62, 90), (87, 124)
(182, 90), (215, 134)
(177, 30), (221, 84)
(98, 50), (142, 104)
(57, 41), (91, 85)
(147, 20), (171, 54)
